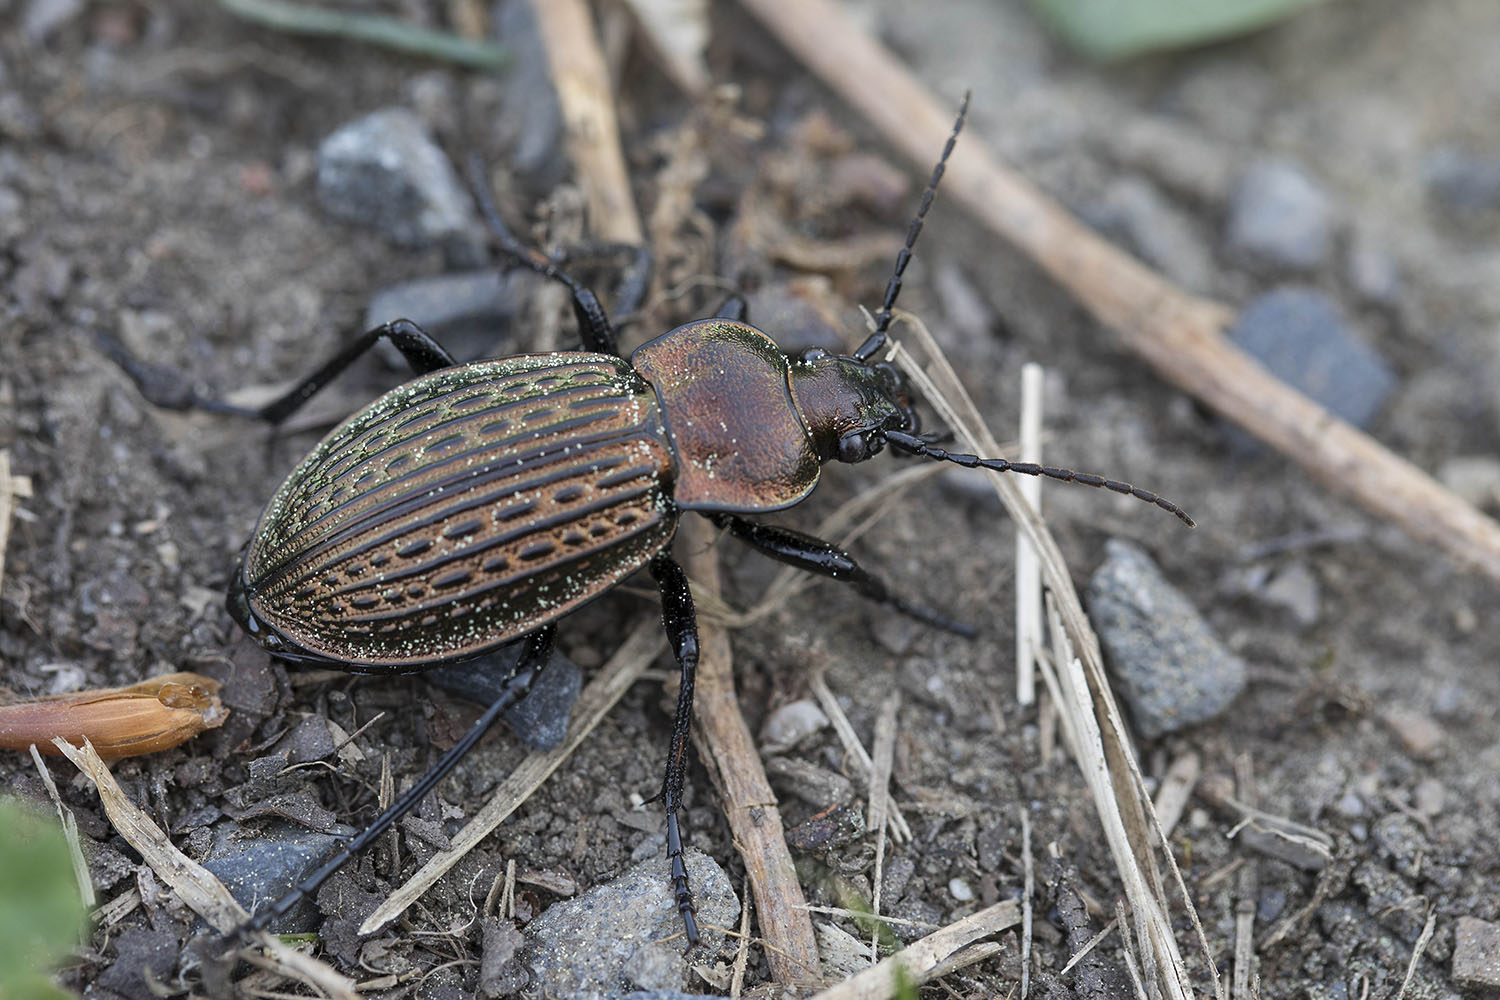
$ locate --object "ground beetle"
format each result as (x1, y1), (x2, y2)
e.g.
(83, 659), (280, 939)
(113, 98), (1190, 947)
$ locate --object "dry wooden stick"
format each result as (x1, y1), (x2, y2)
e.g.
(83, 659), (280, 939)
(529, 0), (642, 244)
(738, 0), (1500, 583)
(684, 516), (823, 986)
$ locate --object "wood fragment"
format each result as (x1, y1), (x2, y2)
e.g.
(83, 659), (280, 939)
(804, 900), (1021, 1000)
(1152, 752), (1200, 842)
(738, 0), (1500, 585)
(683, 517), (823, 986)
(360, 619), (664, 934)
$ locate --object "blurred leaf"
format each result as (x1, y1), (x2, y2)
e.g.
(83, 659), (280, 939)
(1030, 0), (1328, 60)
(0, 799), (88, 1000)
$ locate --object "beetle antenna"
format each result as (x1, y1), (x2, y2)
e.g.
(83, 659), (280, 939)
(853, 93), (970, 362)
(884, 429), (1196, 527)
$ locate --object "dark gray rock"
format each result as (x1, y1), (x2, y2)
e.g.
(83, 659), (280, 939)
(1424, 146), (1500, 218)
(1226, 159), (1332, 271)
(520, 850), (737, 1000)
(317, 108), (478, 251)
(201, 823), (352, 933)
(1087, 539), (1246, 738)
(425, 645), (582, 751)
(1227, 287), (1396, 434)
(365, 269), (531, 367)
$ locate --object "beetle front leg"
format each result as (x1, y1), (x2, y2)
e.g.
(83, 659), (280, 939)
(709, 514), (976, 638)
(648, 552), (702, 947)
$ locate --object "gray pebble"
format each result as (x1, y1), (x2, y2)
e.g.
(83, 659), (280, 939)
(365, 270), (530, 367)
(1453, 916), (1500, 989)
(764, 756), (855, 807)
(425, 645), (582, 752)
(758, 698), (830, 754)
(1086, 175), (1214, 293)
(1225, 159), (1332, 272)
(1227, 287), (1396, 435)
(317, 108), (478, 251)
(1424, 146), (1500, 218)
(1087, 539), (1246, 738)
(520, 850), (737, 1000)
(201, 823), (352, 933)
(1257, 561), (1321, 627)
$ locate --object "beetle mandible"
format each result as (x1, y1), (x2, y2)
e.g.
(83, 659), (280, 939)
(139, 97), (1191, 947)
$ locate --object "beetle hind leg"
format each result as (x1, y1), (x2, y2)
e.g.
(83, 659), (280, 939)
(709, 514), (977, 637)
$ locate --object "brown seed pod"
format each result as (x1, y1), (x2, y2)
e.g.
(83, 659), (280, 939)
(0, 672), (228, 759)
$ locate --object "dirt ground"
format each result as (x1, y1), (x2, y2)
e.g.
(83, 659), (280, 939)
(3, 1), (1499, 998)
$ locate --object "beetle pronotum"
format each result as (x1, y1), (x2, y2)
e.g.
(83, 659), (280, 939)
(113, 97), (1189, 948)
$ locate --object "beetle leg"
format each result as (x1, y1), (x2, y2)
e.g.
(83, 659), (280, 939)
(711, 294), (748, 322)
(254, 318), (457, 424)
(235, 626), (556, 939)
(708, 514), (977, 638)
(648, 552), (703, 948)
(548, 241), (654, 325)
(464, 157), (627, 358)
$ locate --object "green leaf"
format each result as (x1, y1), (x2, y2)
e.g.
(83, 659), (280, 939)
(0, 799), (89, 1000)
(1030, 0), (1328, 60)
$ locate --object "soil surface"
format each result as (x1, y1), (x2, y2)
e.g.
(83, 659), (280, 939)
(3, 1), (1499, 998)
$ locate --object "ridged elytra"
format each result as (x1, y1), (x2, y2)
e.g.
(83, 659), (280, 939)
(111, 96), (1192, 949)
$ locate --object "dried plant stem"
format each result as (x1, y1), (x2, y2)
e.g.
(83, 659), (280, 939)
(738, 0), (1500, 585)
(683, 517), (823, 986)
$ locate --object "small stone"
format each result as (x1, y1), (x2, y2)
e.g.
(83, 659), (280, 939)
(520, 850), (737, 999)
(426, 646), (582, 752)
(785, 802), (865, 853)
(1380, 706), (1444, 760)
(1087, 539), (1246, 738)
(1085, 175), (1213, 292)
(202, 824), (351, 933)
(1424, 147), (1500, 219)
(1227, 287), (1396, 435)
(365, 270), (530, 367)
(317, 108), (478, 251)
(758, 699), (829, 754)
(763, 755), (855, 807)
(1412, 778), (1445, 817)
(1334, 792), (1365, 818)
(1257, 561), (1321, 627)
(1225, 159), (1332, 272)
(948, 877), (975, 902)
(479, 917), (528, 998)
(1453, 916), (1500, 988)
(1437, 456), (1500, 510)
(1345, 229), (1401, 306)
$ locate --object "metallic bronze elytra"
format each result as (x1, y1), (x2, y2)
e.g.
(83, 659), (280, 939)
(108, 96), (1191, 950)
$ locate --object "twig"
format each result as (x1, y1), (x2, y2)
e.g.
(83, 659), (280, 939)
(529, 0), (643, 244)
(360, 620), (664, 934)
(1020, 807), (1033, 1000)
(213, 0), (507, 69)
(804, 901), (1021, 1000)
(54, 739), (357, 1000)
(1152, 752), (1201, 843)
(738, 0), (1500, 585)
(1015, 363), (1043, 708)
(807, 669), (912, 844)
(867, 692), (900, 965)
(1394, 905), (1437, 1000)
(683, 517), (823, 986)
(0, 449), (32, 591)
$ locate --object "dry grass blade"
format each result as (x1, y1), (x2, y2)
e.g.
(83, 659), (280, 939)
(867, 691), (899, 966)
(804, 900), (1021, 1000)
(0, 449), (32, 591)
(53, 738), (357, 1000)
(807, 668), (912, 844)
(887, 313), (1218, 1000)
(30, 743), (95, 908)
(1015, 363), (1044, 708)
(361, 618), (664, 934)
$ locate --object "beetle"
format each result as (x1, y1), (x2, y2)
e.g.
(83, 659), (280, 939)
(113, 98), (1190, 947)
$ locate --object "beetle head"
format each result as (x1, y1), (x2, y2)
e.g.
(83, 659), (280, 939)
(788, 348), (919, 465)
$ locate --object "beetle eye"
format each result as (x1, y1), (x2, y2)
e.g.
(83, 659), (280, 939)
(838, 432), (867, 463)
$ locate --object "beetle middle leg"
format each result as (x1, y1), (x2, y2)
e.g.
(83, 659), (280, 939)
(237, 626), (556, 937)
(648, 552), (703, 947)
(707, 513), (976, 637)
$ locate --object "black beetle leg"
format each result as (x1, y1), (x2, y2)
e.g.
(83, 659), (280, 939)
(464, 157), (627, 359)
(708, 514), (977, 638)
(236, 625), (556, 939)
(711, 294), (748, 322)
(255, 319), (457, 424)
(548, 241), (654, 325)
(648, 553), (702, 948)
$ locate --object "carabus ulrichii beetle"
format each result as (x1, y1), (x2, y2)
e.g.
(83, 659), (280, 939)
(112, 98), (1191, 947)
